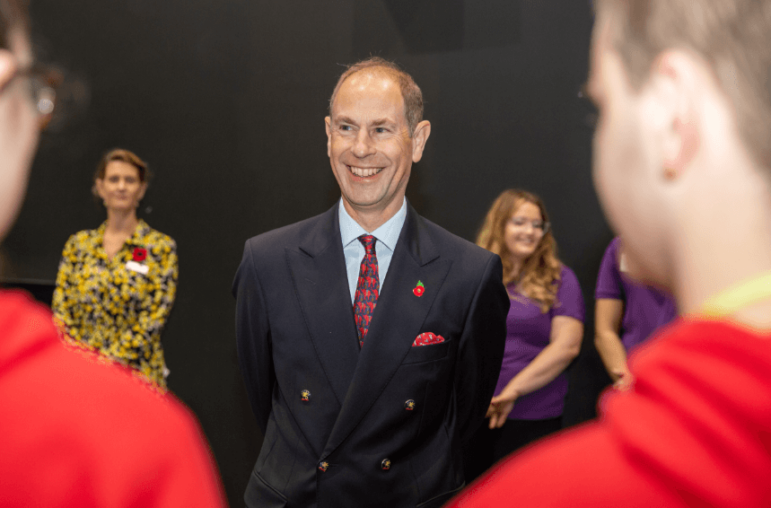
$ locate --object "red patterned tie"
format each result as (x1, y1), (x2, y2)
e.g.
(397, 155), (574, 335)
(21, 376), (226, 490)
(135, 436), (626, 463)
(353, 235), (379, 347)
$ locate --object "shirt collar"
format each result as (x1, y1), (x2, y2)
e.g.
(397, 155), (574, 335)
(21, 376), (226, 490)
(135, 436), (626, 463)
(338, 198), (407, 251)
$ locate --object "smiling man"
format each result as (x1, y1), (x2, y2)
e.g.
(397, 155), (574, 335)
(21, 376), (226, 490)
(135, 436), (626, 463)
(233, 57), (509, 508)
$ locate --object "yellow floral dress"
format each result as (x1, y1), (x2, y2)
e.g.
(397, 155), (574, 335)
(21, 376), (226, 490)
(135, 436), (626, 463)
(52, 220), (178, 388)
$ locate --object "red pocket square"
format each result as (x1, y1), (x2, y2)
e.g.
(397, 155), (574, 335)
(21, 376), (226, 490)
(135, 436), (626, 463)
(412, 332), (445, 347)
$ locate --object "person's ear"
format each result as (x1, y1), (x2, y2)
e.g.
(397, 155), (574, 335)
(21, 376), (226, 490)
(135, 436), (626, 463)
(411, 120), (431, 163)
(137, 181), (148, 202)
(651, 51), (701, 180)
(95, 178), (106, 200)
(0, 49), (17, 92)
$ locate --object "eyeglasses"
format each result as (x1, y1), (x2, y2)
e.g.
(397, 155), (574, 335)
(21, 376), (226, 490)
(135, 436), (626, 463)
(18, 64), (62, 125)
(509, 217), (550, 234)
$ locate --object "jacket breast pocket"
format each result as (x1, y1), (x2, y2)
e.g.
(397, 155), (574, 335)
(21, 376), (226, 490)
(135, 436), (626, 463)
(403, 339), (451, 364)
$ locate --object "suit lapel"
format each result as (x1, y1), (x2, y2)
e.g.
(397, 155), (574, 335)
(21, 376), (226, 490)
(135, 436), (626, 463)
(322, 205), (452, 457)
(286, 205), (360, 406)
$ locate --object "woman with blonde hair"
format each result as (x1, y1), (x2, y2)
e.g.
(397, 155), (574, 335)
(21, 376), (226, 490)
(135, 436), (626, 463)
(53, 148), (178, 389)
(465, 189), (584, 481)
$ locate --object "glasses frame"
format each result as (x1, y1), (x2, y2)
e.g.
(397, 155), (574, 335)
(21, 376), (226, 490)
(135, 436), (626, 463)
(508, 217), (551, 235)
(16, 63), (60, 119)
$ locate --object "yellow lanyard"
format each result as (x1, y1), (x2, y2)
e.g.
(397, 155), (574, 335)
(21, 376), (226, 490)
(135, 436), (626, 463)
(700, 270), (771, 318)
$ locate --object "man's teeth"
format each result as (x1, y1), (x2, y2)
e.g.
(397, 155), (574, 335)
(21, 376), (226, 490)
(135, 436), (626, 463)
(349, 166), (382, 177)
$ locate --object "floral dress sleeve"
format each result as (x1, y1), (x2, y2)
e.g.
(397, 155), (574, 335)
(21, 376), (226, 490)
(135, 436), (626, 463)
(146, 238), (178, 342)
(119, 231), (178, 387)
(52, 234), (82, 341)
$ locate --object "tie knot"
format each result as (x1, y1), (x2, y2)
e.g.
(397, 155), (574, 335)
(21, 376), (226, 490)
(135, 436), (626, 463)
(358, 235), (377, 253)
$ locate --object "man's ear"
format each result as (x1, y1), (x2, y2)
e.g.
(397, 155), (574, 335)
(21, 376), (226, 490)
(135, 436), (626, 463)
(0, 49), (17, 92)
(325, 116), (332, 158)
(411, 120), (431, 163)
(652, 51), (701, 179)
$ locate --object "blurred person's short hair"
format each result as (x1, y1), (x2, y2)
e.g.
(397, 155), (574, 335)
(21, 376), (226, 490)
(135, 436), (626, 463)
(595, 0), (771, 172)
(328, 56), (424, 137)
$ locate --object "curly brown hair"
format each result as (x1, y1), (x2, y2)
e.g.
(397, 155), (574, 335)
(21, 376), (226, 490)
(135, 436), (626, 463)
(477, 189), (562, 312)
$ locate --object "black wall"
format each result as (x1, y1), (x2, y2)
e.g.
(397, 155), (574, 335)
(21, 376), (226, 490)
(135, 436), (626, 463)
(3, 1), (613, 505)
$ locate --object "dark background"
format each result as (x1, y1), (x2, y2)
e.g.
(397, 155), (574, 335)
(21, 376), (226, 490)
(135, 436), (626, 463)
(2, 1), (614, 505)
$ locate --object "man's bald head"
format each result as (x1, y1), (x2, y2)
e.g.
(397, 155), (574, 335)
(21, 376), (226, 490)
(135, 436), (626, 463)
(329, 57), (424, 137)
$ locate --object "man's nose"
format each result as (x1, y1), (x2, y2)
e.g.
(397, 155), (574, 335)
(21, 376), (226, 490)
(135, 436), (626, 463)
(352, 130), (376, 158)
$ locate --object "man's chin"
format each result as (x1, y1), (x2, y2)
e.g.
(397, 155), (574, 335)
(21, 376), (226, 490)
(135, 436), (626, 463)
(341, 193), (404, 215)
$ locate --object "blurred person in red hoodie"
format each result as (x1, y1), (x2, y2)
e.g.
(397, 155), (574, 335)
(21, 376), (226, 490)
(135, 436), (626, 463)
(0, 1), (227, 506)
(447, 0), (771, 506)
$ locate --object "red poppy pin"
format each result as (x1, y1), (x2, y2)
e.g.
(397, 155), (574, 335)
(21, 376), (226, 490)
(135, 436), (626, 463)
(132, 247), (147, 262)
(413, 280), (425, 297)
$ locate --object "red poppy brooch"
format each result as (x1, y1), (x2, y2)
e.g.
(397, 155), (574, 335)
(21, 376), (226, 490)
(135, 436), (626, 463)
(132, 247), (147, 262)
(413, 281), (425, 297)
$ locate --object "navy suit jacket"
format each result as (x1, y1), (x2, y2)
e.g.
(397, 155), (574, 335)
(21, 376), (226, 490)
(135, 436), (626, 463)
(233, 202), (509, 508)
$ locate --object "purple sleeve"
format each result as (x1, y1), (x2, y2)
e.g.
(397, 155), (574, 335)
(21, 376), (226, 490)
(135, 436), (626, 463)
(595, 237), (624, 300)
(553, 266), (585, 322)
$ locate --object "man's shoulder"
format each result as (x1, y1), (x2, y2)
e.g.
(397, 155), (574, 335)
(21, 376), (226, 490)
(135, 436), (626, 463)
(243, 207), (334, 255)
(415, 213), (496, 265)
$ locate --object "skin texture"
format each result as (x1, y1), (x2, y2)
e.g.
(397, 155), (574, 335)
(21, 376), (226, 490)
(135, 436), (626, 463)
(593, 298), (633, 390)
(325, 69), (431, 232)
(504, 202), (544, 274)
(95, 161), (147, 261)
(96, 161), (147, 213)
(0, 28), (40, 243)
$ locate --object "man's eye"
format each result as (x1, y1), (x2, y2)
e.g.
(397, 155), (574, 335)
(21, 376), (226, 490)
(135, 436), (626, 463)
(375, 127), (387, 133)
(340, 125), (352, 131)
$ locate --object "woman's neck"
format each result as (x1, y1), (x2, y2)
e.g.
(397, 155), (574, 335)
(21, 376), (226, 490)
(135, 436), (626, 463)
(105, 208), (138, 235)
(509, 256), (525, 281)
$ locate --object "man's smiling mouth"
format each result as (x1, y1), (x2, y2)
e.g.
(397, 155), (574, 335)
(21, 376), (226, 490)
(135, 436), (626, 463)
(348, 165), (383, 177)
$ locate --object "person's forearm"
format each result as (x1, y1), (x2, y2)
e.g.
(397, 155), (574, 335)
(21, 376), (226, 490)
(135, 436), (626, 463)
(595, 331), (628, 381)
(504, 342), (579, 398)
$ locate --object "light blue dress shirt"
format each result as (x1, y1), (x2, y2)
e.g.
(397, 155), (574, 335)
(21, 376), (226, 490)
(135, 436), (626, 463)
(339, 198), (407, 304)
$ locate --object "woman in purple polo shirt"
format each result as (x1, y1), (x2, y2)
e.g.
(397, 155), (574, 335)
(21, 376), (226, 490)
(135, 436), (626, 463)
(594, 237), (677, 390)
(465, 189), (584, 481)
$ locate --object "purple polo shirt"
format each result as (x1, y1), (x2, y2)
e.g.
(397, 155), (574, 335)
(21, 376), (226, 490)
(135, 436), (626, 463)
(595, 237), (678, 351)
(494, 265), (585, 420)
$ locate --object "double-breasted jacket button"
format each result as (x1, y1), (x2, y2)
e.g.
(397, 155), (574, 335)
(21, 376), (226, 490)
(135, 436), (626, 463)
(318, 461), (329, 472)
(404, 399), (416, 411)
(381, 458), (391, 471)
(301, 390), (311, 402)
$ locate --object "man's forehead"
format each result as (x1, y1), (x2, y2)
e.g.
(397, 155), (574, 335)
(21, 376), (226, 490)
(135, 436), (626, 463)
(331, 70), (406, 117)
